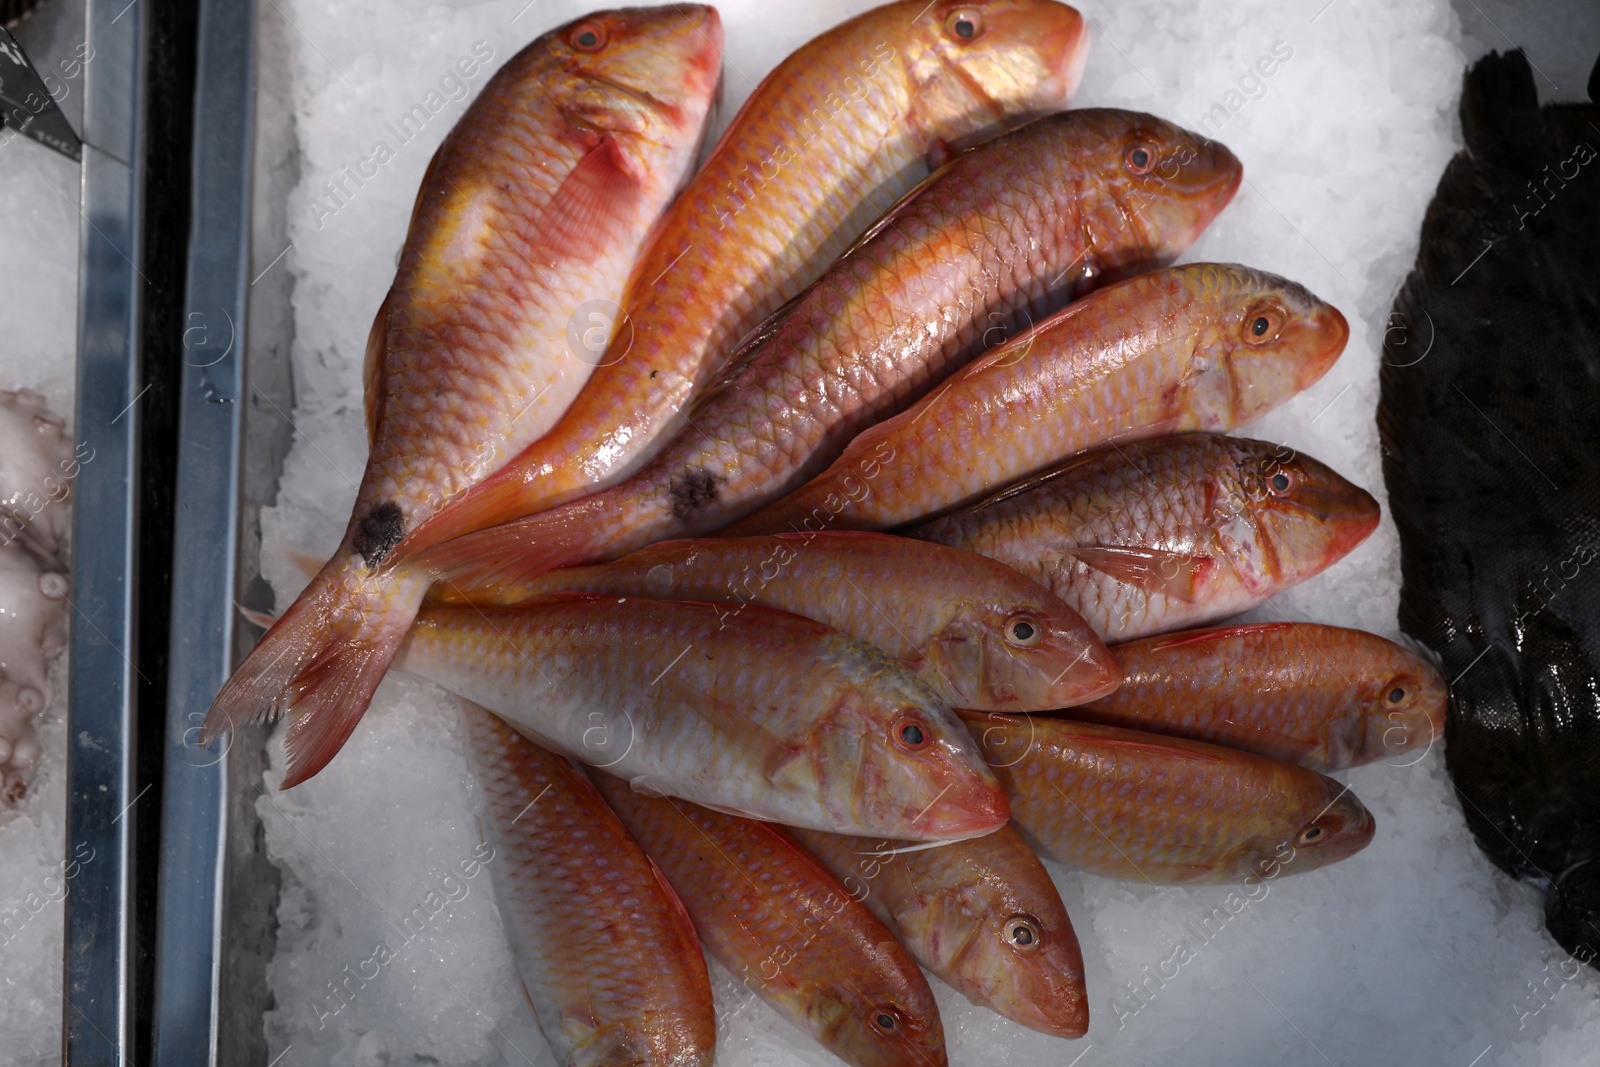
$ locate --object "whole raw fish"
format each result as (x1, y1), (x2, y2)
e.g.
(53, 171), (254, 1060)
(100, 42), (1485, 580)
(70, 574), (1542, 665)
(591, 775), (948, 1067)
(731, 263), (1348, 535)
(790, 824), (1088, 1038)
(425, 113), (1242, 588)
(1069, 623), (1447, 770)
(201, 7), (724, 786)
(961, 711), (1375, 883)
(396, 595), (1007, 840)
(433, 531), (1120, 711)
(397, 0), (1094, 559)
(913, 434), (1380, 643)
(459, 701), (715, 1067)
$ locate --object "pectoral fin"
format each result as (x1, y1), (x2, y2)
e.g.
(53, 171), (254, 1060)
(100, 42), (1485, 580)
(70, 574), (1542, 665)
(1064, 546), (1216, 602)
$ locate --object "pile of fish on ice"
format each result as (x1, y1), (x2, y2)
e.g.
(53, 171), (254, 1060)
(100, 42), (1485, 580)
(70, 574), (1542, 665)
(204, 3), (1451, 1063)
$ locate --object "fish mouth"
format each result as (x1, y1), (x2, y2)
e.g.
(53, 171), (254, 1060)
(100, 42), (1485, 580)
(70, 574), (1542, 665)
(1289, 479), (1380, 555)
(1047, 8), (1091, 100)
(1301, 304), (1350, 387)
(907, 770), (1011, 841)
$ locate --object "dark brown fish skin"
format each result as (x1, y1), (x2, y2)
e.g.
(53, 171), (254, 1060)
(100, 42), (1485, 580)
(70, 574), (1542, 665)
(1378, 50), (1600, 965)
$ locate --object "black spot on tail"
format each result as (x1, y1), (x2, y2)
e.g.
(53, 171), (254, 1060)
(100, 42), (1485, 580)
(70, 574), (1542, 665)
(668, 468), (720, 522)
(353, 501), (405, 565)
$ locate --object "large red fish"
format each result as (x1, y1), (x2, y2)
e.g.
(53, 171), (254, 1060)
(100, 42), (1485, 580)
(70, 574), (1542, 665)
(962, 711), (1376, 883)
(423, 112), (1241, 590)
(730, 263), (1348, 535)
(592, 776), (949, 1067)
(200, 8), (723, 785)
(913, 434), (1380, 642)
(1068, 623), (1448, 770)
(459, 703), (715, 1067)
(432, 531), (1120, 711)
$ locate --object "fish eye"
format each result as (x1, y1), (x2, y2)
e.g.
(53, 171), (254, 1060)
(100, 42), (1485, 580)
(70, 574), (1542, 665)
(1296, 822), (1332, 846)
(569, 21), (607, 52)
(1004, 615), (1043, 648)
(944, 8), (985, 41)
(893, 716), (930, 750)
(1125, 143), (1156, 175)
(1386, 684), (1407, 704)
(1243, 306), (1284, 345)
(1002, 914), (1043, 951)
(1265, 468), (1296, 496)
(871, 1007), (903, 1034)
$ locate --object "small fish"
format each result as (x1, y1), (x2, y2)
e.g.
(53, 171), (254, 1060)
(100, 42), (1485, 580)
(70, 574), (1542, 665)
(459, 701), (715, 1067)
(201, 7), (725, 786)
(432, 531), (1120, 711)
(1068, 623), (1447, 770)
(961, 711), (1375, 883)
(731, 263), (1348, 535)
(394, 0), (1094, 559)
(912, 434), (1380, 642)
(425, 113), (1242, 589)
(790, 824), (1088, 1038)
(591, 775), (949, 1067)
(396, 595), (1007, 840)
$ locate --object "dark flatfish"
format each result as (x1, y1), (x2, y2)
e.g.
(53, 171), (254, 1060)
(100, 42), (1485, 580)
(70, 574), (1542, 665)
(1378, 48), (1600, 966)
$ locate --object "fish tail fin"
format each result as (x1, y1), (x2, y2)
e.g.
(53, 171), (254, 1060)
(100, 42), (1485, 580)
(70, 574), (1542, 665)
(420, 494), (616, 600)
(199, 558), (429, 787)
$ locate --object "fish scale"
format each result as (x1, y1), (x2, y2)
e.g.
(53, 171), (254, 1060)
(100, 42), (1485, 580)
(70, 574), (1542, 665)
(393, 595), (1008, 839)
(912, 434), (1379, 643)
(427, 110), (1243, 592)
(460, 703), (715, 1067)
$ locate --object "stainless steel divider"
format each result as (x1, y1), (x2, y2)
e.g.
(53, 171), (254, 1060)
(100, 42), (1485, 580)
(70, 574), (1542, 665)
(63, 0), (144, 1061)
(150, 0), (255, 1062)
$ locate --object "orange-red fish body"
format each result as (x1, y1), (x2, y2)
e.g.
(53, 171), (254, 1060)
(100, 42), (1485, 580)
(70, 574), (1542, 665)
(591, 776), (949, 1067)
(395, 596), (1008, 840)
(1069, 622), (1448, 770)
(790, 824), (1088, 1038)
(399, 0), (1095, 557)
(460, 703), (715, 1067)
(202, 7), (724, 786)
(424, 113), (1242, 590)
(732, 263), (1349, 536)
(961, 711), (1375, 883)
(433, 531), (1119, 711)
(913, 434), (1380, 643)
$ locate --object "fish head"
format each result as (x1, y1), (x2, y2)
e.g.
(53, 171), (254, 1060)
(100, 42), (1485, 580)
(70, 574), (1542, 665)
(813, 641), (1009, 841)
(1275, 779), (1376, 875)
(806, 973), (948, 1067)
(1178, 265), (1350, 429)
(930, 848), (1088, 1036)
(549, 6), (723, 150)
(1213, 440), (1379, 595)
(1067, 111), (1243, 286)
(899, 1), (1090, 151)
(1354, 648), (1448, 765)
(924, 575), (1120, 711)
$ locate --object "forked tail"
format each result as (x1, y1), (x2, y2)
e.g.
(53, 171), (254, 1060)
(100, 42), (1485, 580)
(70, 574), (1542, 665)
(199, 557), (429, 787)
(418, 492), (621, 599)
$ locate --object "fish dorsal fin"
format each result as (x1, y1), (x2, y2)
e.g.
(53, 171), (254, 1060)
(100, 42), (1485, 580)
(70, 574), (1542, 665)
(1147, 622), (1295, 651)
(1063, 546), (1216, 602)
(363, 287), (397, 445)
(962, 451), (1107, 514)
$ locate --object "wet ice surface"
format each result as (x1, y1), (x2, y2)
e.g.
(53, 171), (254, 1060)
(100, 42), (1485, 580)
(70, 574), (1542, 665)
(257, 1), (1600, 1065)
(0, 0), (85, 1061)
